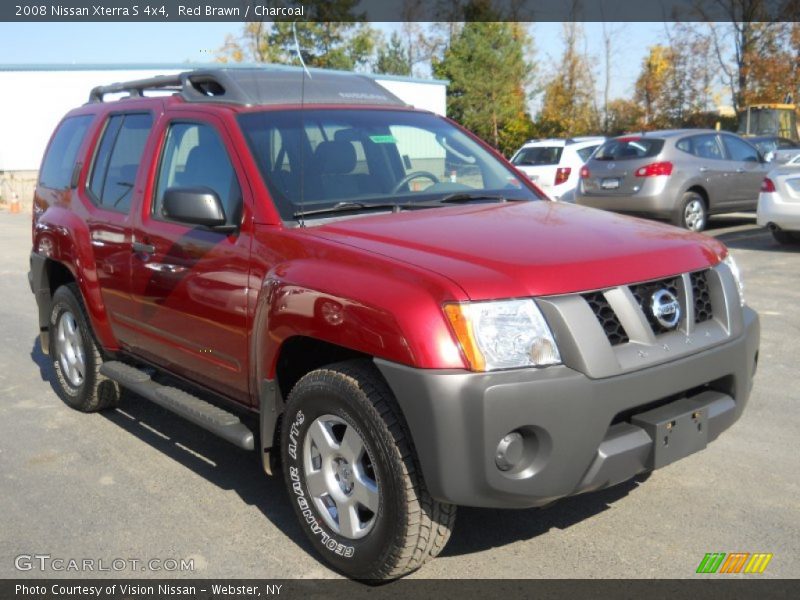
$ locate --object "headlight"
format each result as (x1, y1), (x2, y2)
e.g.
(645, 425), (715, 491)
(444, 299), (561, 371)
(723, 254), (745, 307)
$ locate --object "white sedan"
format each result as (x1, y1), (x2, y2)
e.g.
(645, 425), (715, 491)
(757, 154), (800, 244)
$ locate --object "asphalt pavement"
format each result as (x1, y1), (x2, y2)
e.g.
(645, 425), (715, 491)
(0, 210), (797, 580)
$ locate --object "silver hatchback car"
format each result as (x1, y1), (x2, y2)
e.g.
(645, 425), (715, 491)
(576, 129), (769, 231)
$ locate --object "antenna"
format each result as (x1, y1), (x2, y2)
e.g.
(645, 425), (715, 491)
(292, 20), (308, 227)
(292, 21), (312, 80)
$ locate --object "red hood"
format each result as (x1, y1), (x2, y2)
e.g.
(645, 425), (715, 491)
(305, 201), (726, 300)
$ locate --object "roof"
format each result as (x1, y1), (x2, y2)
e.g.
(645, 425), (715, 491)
(0, 62), (449, 87)
(632, 129), (719, 138)
(87, 68), (411, 107)
(521, 136), (606, 147)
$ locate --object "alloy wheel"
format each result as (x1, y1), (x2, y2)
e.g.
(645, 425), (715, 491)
(303, 414), (379, 539)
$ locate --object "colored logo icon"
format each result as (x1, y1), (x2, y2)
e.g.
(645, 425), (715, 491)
(696, 552), (773, 574)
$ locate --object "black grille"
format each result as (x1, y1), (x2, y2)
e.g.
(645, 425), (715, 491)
(691, 270), (713, 323)
(629, 276), (682, 334)
(583, 292), (629, 345)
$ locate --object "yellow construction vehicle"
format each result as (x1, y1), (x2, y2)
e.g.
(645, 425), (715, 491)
(738, 103), (800, 141)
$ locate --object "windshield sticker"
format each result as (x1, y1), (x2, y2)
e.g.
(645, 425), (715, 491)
(369, 135), (397, 144)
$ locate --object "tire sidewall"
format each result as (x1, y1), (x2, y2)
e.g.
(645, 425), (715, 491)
(281, 375), (405, 578)
(678, 192), (707, 231)
(49, 287), (96, 408)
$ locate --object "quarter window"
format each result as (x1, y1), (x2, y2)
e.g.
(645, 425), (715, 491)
(88, 113), (153, 213)
(576, 145), (599, 162)
(39, 115), (94, 189)
(154, 122), (242, 226)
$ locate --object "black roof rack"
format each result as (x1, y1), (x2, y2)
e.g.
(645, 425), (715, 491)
(88, 67), (408, 108)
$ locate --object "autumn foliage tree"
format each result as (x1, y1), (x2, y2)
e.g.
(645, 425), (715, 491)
(632, 24), (714, 130)
(536, 23), (599, 137)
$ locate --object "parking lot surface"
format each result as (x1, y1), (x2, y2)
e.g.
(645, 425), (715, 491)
(0, 210), (797, 579)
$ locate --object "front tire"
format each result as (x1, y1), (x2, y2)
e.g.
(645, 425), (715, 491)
(49, 283), (120, 412)
(673, 191), (708, 232)
(280, 360), (456, 580)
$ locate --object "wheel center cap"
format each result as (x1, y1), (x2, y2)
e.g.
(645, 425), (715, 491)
(333, 458), (354, 494)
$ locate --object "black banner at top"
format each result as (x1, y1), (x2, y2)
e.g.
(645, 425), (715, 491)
(3, 0), (800, 23)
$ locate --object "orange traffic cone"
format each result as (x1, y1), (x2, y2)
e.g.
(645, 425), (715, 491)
(9, 193), (21, 214)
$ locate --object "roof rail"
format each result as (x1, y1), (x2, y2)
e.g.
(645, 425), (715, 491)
(88, 68), (408, 108)
(566, 136), (606, 144)
(88, 73), (183, 103)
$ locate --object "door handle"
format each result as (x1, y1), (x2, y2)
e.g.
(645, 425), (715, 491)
(699, 166), (709, 173)
(143, 263), (186, 274)
(132, 241), (156, 254)
(736, 168), (745, 173)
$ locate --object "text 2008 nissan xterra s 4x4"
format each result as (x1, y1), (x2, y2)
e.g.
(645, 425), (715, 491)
(29, 69), (759, 579)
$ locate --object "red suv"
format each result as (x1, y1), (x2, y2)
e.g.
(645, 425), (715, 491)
(29, 68), (760, 579)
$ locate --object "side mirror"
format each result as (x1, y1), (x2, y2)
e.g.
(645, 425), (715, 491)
(162, 187), (227, 228)
(763, 151), (775, 163)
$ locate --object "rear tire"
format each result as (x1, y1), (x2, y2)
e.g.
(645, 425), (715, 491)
(49, 283), (120, 412)
(280, 360), (456, 580)
(673, 191), (708, 232)
(772, 229), (800, 244)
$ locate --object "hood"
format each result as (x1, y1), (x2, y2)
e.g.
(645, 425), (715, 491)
(305, 201), (726, 300)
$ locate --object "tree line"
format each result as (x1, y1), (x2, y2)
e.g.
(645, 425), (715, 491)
(216, 1), (800, 156)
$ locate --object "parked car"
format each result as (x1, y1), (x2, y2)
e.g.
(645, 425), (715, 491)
(757, 154), (800, 244)
(576, 130), (770, 231)
(747, 135), (800, 164)
(510, 137), (604, 201)
(29, 69), (759, 580)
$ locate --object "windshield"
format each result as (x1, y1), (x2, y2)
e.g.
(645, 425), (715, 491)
(237, 109), (539, 220)
(738, 108), (797, 138)
(511, 146), (563, 166)
(594, 137), (664, 161)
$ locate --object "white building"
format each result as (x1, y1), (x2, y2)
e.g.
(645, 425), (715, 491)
(0, 63), (448, 206)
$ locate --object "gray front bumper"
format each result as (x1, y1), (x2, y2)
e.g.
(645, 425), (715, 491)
(376, 307), (759, 508)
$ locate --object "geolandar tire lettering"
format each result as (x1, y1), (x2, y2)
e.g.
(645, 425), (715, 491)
(286, 409), (356, 559)
(280, 360), (456, 580)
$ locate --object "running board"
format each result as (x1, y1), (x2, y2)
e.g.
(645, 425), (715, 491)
(100, 361), (254, 451)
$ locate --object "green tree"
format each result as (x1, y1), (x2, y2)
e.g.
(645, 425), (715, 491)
(375, 32), (411, 76)
(216, 1), (375, 71)
(433, 20), (533, 155)
(536, 23), (599, 137)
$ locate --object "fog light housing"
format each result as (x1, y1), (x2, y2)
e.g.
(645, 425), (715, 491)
(495, 432), (524, 471)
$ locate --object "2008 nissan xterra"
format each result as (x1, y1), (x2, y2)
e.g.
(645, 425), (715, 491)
(29, 68), (760, 579)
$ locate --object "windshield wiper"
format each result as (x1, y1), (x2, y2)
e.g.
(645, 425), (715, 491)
(437, 193), (512, 204)
(293, 201), (401, 218)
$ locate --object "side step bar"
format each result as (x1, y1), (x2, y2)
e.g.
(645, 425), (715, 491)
(100, 361), (254, 451)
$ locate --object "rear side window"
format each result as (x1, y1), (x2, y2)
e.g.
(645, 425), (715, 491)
(512, 146), (563, 166)
(677, 134), (724, 160)
(39, 115), (94, 189)
(88, 113), (153, 213)
(594, 138), (664, 161)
